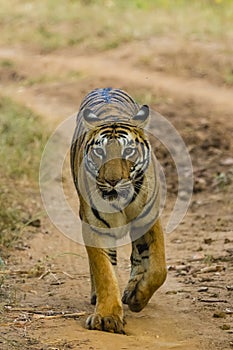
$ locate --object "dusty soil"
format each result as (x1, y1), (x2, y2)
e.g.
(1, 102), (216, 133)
(0, 39), (233, 349)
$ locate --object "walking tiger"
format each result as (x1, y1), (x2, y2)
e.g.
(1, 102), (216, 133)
(70, 88), (167, 333)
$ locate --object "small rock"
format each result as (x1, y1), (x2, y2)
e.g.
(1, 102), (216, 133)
(166, 290), (178, 295)
(204, 238), (213, 245)
(226, 285), (233, 291)
(194, 178), (207, 192)
(22, 217), (41, 228)
(171, 239), (183, 244)
(175, 265), (190, 272)
(220, 324), (230, 330)
(213, 312), (226, 318)
(178, 270), (188, 276)
(178, 191), (189, 200)
(29, 219), (41, 228)
(199, 265), (225, 273)
(225, 308), (233, 315)
(220, 157), (233, 166)
(198, 277), (214, 283)
(198, 287), (208, 292)
(192, 252), (205, 261)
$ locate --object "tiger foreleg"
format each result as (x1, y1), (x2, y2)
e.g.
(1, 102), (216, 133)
(89, 248), (117, 306)
(85, 246), (124, 334)
(123, 218), (167, 312)
(89, 263), (96, 305)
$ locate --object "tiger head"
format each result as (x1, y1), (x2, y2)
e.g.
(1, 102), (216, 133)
(82, 105), (151, 206)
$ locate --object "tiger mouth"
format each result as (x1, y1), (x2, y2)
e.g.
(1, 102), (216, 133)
(99, 187), (131, 201)
(101, 189), (118, 201)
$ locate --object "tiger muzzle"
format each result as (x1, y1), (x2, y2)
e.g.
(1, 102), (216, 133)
(97, 178), (132, 202)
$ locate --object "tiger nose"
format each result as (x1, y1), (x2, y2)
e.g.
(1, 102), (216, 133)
(106, 178), (121, 187)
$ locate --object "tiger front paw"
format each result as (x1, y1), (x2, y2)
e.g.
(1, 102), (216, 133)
(90, 292), (97, 305)
(86, 313), (125, 334)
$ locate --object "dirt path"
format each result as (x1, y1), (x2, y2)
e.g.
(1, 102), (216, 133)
(0, 44), (232, 349)
(1, 46), (233, 119)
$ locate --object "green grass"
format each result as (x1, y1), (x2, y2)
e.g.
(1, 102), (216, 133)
(0, 59), (15, 68)
(24, 69), (83, 86)
(0, 97), (48, 249)
(0, 0), (232, 52)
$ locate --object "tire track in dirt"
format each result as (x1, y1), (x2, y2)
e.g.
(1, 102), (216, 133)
(0, 47), (233, 121)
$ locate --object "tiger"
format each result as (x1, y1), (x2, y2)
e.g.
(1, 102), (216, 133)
(70, 88), (167, 334)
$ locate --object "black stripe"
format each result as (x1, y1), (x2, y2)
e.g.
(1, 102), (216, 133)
(107, 248), (117, 265)
(136, 184), (159, 221)
(83, 176), (111, 229)
(108, 251), (117, 258)
(116, 130), (128, 136)
(137, 243), (149, 254)
(143, 139), (150, 150)
(89, 225), (116, 238)
(140, 142), (145, 159)
(85, 225), (119, 242)
(85, 161), (97, 180)
(131, 258), (141, 264)
(91, 207), (111, 228)
(131, 176), (144, 202)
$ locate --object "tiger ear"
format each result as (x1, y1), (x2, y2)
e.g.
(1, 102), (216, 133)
(132, 105), (150, 128)
(83, 108), (99, 129)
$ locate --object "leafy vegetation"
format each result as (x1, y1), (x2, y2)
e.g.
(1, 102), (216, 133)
(0, 97), (47, 248)
(0, 0), (232, 52)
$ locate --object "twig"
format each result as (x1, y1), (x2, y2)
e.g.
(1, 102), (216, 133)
(4, 307), (86, 318)
(32, 312), (86, 320)
(50, 271), (61, 284)
(198, 265), (225, 274)
(62, 271), (75, 279)
(199, 299), (228, 303)
(0, 270), (30, 275)
(198, 284), (226, 290)
(38, 270), (50, 280)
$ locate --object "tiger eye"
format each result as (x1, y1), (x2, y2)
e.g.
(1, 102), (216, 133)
(125, 148), (134, 155)
(94, 148), (104, 156)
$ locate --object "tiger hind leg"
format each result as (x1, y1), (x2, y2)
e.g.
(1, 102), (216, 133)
(122, 219), (167, 312)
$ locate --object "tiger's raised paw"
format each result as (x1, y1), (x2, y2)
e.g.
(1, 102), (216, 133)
(122, 287), (148, 312)
(86, 313), (125, 334)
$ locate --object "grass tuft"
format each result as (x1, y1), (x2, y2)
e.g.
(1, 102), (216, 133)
(0, 97), (48, 249)
(0, 0), (232, 52)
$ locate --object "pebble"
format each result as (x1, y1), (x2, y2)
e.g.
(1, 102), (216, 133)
(166, 290), (178, 295)
(192, 252), (205, 261)
(213, 312), (226, 318)
(204, 238), (213, 245)
(220, 324), (231, 330)
(178, 190), (189, 200)
(226, 285), (233, 291)
(220, 157), (233, 166)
